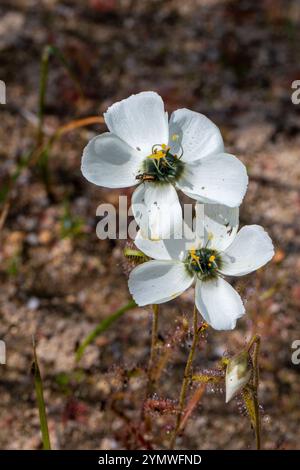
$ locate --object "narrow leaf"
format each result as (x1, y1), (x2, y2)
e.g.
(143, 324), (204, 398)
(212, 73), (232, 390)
(31, 340), (51, 450)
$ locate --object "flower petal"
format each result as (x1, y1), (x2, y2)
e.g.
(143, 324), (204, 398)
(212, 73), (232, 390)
(104, 91), (169, 155)
(177, 153), (248, 207)
(134, 230), (189, 261)
(195, 277), (245, 330)
(194, 203), (239, 251)
(128, 260), (194, 306)
(81, 133), (140, 188)
(132, 183), (183, 240)
(221, 225), (274, 276)
(168, 109), (224, 163)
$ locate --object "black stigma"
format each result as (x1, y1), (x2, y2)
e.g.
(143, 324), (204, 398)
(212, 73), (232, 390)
(186, 248), (222, 281)
(140, 151), (184, 184)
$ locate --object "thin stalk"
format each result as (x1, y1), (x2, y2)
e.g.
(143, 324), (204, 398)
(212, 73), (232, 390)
(147, 304), (159, 394)
(252, 336), (261, 450)
(246, 333), (260, 355)
(32, 340), (51, 450)
(246, 334), (261, 450)
(170, 305), (199, 449)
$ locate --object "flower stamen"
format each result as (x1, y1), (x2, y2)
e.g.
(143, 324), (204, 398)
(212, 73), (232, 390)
(137, 143), (185, 184)
(186, 248), (222, 281)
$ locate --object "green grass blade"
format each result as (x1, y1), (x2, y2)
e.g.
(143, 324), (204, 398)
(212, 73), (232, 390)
(32, 341), (51, 450)
(76, 299), (136, 362)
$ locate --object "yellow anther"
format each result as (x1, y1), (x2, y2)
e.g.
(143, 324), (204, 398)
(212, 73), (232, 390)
(190, 249), (199, 262)
(207, 232), (214, 240)
(147, 150), (165, 160)
(161, 143), (170, 150)
(171, 134), (179, 141)
(209, 255), (216, 262)
(208, 263), (212, 267)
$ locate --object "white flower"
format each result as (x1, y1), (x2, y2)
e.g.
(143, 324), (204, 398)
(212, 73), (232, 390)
(128, 204), (274, 330)
(81, 91), (248, 239)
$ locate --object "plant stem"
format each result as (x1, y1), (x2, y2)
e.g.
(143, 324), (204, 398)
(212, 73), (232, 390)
(170, 305), (198, 449)
(32, 339), (51, 450)
(147, 304), (159, 394)
(246, 334), (261, 450)
(246, 333), (259, 355)
(252, 336), (261, 450)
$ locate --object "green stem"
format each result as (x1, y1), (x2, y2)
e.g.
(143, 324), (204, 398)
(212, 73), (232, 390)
(76, 299), (136, 361)
(246, 334), (261, 450)
(252, 336), (261, 450)
(32, 340), (51, 450)
(170, 305), (199, 449)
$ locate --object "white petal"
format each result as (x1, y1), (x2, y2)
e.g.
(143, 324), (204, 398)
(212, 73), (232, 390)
(177, 153), (248, 207)
(104, 92), (169, 155)
(81, 133), (140, 188)
(194, 203), (239, 251)
(221, 225), (274, 276)
(132, 183), (183, 240)
(168, 109), (224, 163)
(134, 230), (188, 261)
(128, 260), (194, 306)
(195, 278), (245, 330)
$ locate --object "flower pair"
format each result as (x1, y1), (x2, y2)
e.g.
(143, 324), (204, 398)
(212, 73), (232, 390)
(81, 91), (274, 330)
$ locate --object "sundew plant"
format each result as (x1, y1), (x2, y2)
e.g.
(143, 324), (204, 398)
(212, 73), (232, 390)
(2, 0), (300, 455)
(81, 91), (274, 449)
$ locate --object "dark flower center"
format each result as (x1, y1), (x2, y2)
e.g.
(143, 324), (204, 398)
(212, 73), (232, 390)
(136, 144), (184, 184)
(186, 248), (222, 281)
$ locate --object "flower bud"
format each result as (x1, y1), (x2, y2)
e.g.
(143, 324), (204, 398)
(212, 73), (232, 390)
(225, 351), (252, 403)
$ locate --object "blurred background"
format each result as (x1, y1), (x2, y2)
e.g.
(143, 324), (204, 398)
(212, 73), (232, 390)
(0, 0), (300, 450)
